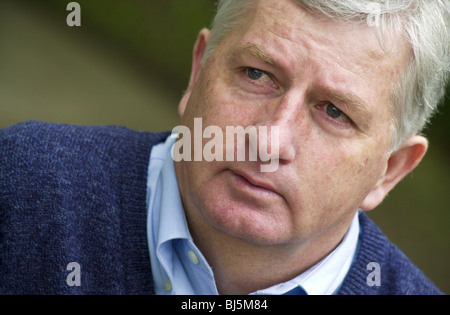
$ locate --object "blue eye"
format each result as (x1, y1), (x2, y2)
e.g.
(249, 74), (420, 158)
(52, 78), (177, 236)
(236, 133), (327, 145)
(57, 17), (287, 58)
(247, 68), (264, 80)
(326, 103), (343, 119)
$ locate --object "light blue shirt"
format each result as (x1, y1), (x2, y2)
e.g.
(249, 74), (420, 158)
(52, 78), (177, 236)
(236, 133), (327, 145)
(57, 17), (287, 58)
(146, 134), (360, 295)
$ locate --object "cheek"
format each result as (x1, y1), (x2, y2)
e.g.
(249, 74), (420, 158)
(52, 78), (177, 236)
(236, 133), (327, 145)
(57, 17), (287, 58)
(186, 59), (269, 129)
(183, 78), (232, 127)
(297, 138), (385, 211)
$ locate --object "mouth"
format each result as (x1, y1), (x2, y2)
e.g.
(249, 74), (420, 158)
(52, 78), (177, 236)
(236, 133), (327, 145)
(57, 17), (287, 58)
(228, 168), (281, 199)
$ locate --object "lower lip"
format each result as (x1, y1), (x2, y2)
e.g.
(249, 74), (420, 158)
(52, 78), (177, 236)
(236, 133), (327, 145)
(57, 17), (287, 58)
(229, 171), (280, 200)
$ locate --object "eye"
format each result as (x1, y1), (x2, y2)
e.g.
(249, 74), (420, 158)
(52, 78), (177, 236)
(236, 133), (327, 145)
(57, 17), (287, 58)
(326, 103), (344, 119)
(316, 102), (354, 127)
(247, 68), (265, 81)
(239, 67), (279, 94)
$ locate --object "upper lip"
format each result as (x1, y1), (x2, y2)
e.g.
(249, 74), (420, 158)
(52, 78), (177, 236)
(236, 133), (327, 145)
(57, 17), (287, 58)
(230, 168), (280, 195)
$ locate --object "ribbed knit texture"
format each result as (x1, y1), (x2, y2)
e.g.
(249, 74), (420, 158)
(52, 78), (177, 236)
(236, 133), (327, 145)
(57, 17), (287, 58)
(0, 121), (442, 295)
(0, 121), (168, 294)
(337, 214), (442, 295)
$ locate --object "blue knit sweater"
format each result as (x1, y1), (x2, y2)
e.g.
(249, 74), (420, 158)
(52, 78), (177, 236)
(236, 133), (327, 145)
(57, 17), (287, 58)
(0, 121), (442, 295)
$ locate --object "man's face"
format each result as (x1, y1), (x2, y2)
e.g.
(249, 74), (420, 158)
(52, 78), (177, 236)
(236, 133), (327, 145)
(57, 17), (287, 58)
(175, 0), (409, 246)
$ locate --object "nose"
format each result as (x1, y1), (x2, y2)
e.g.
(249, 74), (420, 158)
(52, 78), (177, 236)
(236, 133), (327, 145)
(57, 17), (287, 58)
(254, 93), (304, 165)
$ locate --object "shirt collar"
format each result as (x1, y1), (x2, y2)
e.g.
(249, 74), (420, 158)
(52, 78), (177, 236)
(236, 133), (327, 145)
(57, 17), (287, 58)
(147, 133), (191, 246)
(252, 211), (360, 295)
(295, 211), (360, 295)
(147, 134), (218, 295)
(157, 152), (191, 245)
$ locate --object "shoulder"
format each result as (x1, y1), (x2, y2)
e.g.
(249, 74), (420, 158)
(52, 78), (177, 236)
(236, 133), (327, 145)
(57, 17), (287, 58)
(0, 121), (171, 200)
(0, 120), (169, 155)
(0, 120), (170, 171)
(337, 212), (443, 295)
(0, 120), (169, 199)
(0, 121), (168, 294)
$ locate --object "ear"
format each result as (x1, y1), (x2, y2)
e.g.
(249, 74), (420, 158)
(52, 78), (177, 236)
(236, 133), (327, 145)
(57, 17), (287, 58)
(360, 135), (428, 211)
(178, 28), (211, 117)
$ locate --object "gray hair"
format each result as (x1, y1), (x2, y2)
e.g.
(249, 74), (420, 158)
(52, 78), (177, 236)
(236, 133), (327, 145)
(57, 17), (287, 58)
(203, 0), (450, 152)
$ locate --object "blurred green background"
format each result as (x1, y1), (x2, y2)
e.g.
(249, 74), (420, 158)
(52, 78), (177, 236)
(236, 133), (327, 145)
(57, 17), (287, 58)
(1, 0), (448, 293)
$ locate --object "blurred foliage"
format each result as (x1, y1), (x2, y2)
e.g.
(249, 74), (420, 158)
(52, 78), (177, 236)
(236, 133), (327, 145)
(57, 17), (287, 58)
(45, 0), (217, 93)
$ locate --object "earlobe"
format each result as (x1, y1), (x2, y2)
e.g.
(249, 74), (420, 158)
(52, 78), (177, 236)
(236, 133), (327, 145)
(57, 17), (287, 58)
(178, 28), (211, 117)
(360, 135), (428, 211)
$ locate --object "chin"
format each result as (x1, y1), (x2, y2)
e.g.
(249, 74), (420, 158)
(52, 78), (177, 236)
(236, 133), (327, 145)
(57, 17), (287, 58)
(198, 197), (295, 246)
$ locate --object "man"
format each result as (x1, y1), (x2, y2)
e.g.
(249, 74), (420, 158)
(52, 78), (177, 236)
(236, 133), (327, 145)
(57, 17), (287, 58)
(0, 0), (448, 295)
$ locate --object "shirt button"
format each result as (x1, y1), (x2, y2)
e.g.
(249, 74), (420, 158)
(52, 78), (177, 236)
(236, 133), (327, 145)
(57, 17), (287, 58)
(188, 250), (199, 265)
(165, 279), (172, 291)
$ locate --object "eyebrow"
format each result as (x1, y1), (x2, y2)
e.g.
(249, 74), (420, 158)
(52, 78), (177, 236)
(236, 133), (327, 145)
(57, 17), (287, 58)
(227, 43), (280, 68)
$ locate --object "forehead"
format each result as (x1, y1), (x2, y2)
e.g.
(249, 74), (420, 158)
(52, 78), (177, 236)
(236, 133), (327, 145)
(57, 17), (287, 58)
(218, 0), (409, 117)
(239, 0), (404, 59)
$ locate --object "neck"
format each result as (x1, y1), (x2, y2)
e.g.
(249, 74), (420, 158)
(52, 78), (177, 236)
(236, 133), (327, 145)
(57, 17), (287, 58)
(187, 211), (349, 295)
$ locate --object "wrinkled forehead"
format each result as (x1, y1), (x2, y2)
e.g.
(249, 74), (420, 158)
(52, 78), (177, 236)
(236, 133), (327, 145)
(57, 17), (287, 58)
(220, 0), (409, 85)
(243, 2), (406, 80)
(242, 0), (407, 60)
